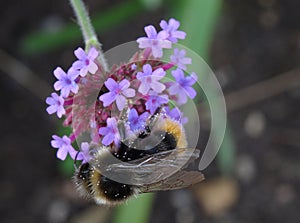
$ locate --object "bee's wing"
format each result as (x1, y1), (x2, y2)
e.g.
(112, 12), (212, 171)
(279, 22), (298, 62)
(104, 148), (200, 185)
(138, 170), (205, 193)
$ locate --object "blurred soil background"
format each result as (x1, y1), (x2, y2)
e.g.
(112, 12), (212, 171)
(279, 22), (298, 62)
(0, 0), (300, 223)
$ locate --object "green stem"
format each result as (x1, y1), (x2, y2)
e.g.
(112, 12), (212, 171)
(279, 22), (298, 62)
(69, 0), (108, 71)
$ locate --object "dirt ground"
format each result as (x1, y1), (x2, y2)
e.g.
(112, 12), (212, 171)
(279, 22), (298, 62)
(0, 0), (300, 223)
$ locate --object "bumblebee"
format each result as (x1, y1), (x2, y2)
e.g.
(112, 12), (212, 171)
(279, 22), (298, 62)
(73, 107), (204, 205)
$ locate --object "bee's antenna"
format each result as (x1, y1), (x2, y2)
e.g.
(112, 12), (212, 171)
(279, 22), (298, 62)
(74, 151), (81, 171)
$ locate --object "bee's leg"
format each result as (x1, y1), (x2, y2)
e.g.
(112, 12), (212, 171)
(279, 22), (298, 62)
(146, 106), (164, 133)
(117, 102), (129, 141)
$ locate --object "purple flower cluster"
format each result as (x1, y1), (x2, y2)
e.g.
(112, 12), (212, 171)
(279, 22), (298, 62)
(46, 18), (199, 163)
(137, 18), (185, 58)
(46, 47), (99, 160)
(46, 48), (98, 118)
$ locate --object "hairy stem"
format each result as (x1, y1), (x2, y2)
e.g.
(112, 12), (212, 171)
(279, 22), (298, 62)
(69, 0), (108, 71)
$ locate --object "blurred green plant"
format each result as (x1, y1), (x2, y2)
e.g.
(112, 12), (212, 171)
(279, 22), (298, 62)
(173, 0), (235, 177)
(21, 0), (144, 55)
(113, 193), (154, 223)
(172, 0), (222, 60)
(217, 127), (235, 176)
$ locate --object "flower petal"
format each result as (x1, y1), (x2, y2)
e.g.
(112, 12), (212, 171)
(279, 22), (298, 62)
(99, 92), (116, 107)
(46, 106), (56, 115)
(102, 134), (114, 145)
(185, 86), (197, 99)
(168, 83), (180, 95)
(177, 92), (188, 105)
(128, 108), (138, 122)
(171, 68), (184, 82)
(72, 60), (84, 70)
(136, 37), (152, 48)
(151, 46), (163, 58)
(46, 96), (54, 105)
(119, 79), (130, 90)
(88, 62), (98, 74)
(74, 47), (87, 60)
(123, 88), (135, 97)
(53, 67), (65, 80)
(150, 81), (166, 93)
(159, 20), (168, 30)
(104, 78), (118, 91)
(99, 127), (109, 135)
(56, 107), (65, 118)
(157, 30), (169, 40)
(172, 30), (186, 40)
(169, 18), (180, 30)
(116, 95), (126, 111)
(138, 83), (151, 95)
(144, 25), (157, 38)
(53, 81), (63, 91)
(56, 147), (68, 160)
(152, 67), (166, 77)
(143, 64), (152, 75)
(87, 47), (99, 60)
(68, 68), (80, 80)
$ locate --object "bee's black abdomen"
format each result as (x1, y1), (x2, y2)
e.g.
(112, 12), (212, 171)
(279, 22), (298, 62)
(99, 176), (135, 201)
(76, 162), (135, 203)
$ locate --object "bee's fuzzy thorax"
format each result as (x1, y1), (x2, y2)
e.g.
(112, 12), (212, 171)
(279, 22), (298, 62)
(160, 118), (187, 148)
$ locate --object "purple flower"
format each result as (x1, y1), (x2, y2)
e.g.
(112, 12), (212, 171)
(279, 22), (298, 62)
(145, 91), (169, 114)
(75, 142), (91, 163)
(128, 108), (149, 131)
(72, 47), (98, 77)
(98, 117), (120, 146)
(137, 25), (172, 58)
(170, 48), (192, 70)
(131, 63), (137, 70)
(53, 67), (79, 98)
(136, 64), (166, 95)
(165, 107), (188, 124)
(46, 93), (65, 118)
(99, 78), (135, 111)
(160, 18), (186, 43)
(168, 68), (197, 105)
(51, 135), (77, 160)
